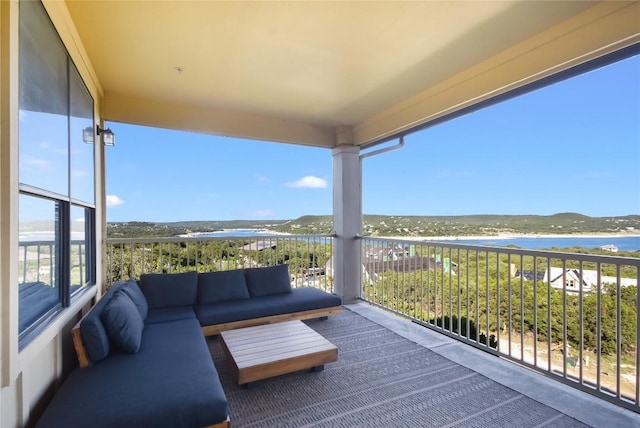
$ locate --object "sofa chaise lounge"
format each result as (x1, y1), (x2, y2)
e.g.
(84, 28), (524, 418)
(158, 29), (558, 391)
(35, 264), (342, 428)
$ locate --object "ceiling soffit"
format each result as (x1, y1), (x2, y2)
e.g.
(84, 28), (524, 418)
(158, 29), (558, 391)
(61, 1), (639, 148)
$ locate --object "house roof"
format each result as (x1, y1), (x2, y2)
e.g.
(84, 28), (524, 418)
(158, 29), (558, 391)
(56, 1), (639, 148)
(241, 241), (277, 252)
(545, 267), (637, 289)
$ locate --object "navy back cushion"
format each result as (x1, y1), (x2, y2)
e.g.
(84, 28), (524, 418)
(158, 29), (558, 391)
(100, 290), (144, 354)
(139, 271), (198, 309)
(198, 269), (250, 304)
(80, 280), (127, 364)
(244, 264), (292, 297)
(121, 279), (148, 320)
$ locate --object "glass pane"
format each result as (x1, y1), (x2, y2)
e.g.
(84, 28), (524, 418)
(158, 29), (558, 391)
(19, 0), (69, 195)
(70, 205), (91, 289)
(18, 194), (62, 334)
(70, 63), (95, 204)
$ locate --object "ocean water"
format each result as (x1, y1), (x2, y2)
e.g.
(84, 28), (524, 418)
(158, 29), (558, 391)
(438, 236), (640, 251)
(197, 229), (280, 237)
(197, 230), (640, 251)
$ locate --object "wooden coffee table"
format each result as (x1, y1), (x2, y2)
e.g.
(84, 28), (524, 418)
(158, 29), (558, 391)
(219, 320), (338, 388)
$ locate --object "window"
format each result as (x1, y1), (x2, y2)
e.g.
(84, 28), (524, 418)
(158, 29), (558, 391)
(18, 0), (96, 347)
(18, 195), (62, 334)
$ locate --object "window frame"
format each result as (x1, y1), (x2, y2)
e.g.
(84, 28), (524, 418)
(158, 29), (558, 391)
(18, 0), (97, 349)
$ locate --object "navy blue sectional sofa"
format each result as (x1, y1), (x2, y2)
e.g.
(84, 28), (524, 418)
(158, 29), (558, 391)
(36, 264), (342, 428)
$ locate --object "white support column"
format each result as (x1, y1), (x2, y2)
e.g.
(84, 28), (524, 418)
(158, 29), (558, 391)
(332, 144), (362, 303)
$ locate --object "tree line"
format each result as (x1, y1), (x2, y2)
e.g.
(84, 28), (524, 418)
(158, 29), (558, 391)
(106, 238), (637, 356)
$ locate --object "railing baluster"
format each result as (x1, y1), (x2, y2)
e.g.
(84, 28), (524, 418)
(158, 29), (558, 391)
(597, 260), (602, 393)
(579, 260), (584, 385)
(22, 245), (28, 283)
(617, 263), (622, 399)
(466, 249), (470, 342)
(496, 252), (500, 352)
(533, 255), (537, 367)
(485, 250), (490, 348)
(520, 256), (525, 361)
(475, 250), (479, 343)
(547, 255), (552, 376)
(456, 248), (461, 338)
(636, 263), (640, 405)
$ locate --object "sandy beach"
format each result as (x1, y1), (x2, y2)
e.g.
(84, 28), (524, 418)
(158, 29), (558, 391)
(416, 232), (640, 241)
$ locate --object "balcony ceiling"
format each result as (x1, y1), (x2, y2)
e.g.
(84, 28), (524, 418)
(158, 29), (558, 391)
(62, 1), (639, 148)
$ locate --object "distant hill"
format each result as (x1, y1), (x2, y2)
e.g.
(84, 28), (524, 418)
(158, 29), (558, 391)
(107, 214), (640, 239)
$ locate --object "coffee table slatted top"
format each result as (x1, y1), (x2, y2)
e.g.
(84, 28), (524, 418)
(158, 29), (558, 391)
(220, 320), (338, 386)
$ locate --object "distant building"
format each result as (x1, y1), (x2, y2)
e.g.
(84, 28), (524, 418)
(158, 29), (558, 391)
(241, 241), (277, 251)
(361, 244), (455, 284)
(543, 267), (636, 292)
(513, 269), (545, 281)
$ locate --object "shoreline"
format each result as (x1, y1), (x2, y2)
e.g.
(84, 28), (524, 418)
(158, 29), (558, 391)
(183, 228), (292, 238)
(182, 229), (640, 241)
(412, 232), (640, 241)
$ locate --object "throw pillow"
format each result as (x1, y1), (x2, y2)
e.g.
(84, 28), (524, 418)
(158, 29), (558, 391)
(121, 279), (148, 320)
(101, 290), (144, 353)
(198, 269), (250, 304)
(79, 279), (128, 363)
(244, 264), (293, 297)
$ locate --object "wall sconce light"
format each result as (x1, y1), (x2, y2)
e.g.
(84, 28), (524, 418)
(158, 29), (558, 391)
(97, 125), (115, 146)
(82, 126), (94, 144)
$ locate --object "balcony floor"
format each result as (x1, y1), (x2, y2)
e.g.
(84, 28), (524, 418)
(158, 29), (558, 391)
(208, 303), (640, 427)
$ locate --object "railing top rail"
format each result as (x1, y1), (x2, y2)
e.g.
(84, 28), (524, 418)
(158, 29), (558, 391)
(106, 234), (335, 245)
(359, 236), (640, 265)
(19, 240), (86, 246)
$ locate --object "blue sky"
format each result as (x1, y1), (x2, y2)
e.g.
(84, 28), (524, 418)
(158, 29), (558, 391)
(106, 55), (640, 222)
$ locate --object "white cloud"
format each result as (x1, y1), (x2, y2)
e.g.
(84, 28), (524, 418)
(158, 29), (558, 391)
(74, 217), (85, 223)
(284, 175), (327, 189)
(106, 194), (125, 207)
(72, 169), (87, 177)
(249, 209), (274, 218)
(23, 157), (49, 167)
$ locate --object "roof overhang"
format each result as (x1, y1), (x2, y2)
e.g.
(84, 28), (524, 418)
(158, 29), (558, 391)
(52, 1), (640, 148)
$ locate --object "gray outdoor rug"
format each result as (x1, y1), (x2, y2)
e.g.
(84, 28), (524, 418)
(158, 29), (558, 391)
(208, 308), (589, 428)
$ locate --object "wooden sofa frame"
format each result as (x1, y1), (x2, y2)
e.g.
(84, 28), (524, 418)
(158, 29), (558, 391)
(200, 305), (342, 336)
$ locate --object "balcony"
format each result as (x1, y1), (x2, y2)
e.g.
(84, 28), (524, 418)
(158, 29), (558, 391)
(102, 234), (640, 426)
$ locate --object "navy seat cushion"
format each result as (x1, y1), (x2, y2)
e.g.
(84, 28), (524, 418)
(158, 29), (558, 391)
(198, 269), (250, 304)
(244, 264), (292, 297)
(145, 306), (196, 325)
(139, 271), (198, 309)
(35, 317), (228, 428)
(79, 281), (128, 364)
(101, 291), (144, 354)
(121, 279), (148, 320)
(196, 287), (342, 326)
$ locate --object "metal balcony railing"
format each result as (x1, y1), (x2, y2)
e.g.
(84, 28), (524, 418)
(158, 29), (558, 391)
(106, 234), (335, 294)
(99, 233), (640, 412)
(360, 237), (640, 413)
